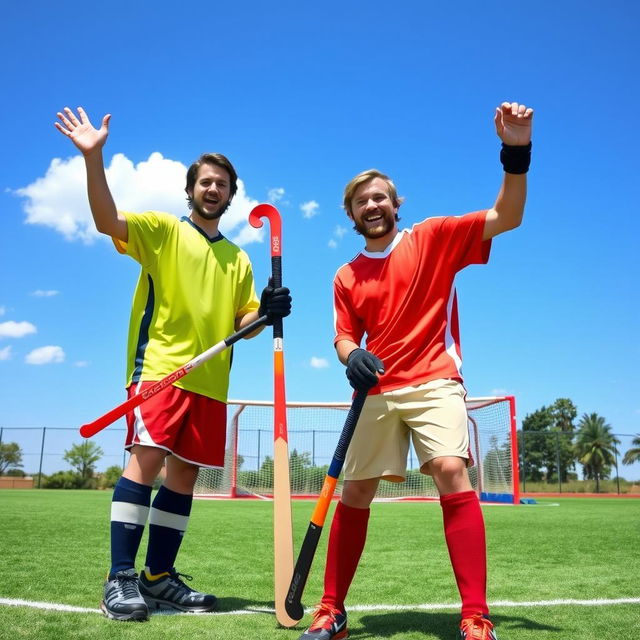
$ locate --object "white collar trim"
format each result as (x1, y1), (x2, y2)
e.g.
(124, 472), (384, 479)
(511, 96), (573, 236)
(360, 229), (407, 259)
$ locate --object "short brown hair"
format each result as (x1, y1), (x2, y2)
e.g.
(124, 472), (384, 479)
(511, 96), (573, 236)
(342, 169), (404, 216)
(185, 153), (238, 207)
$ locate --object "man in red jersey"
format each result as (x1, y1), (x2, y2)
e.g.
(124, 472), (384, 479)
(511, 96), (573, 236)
(298, 102), (533, 640)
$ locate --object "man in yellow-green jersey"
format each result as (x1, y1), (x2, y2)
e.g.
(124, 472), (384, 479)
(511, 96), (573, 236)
(55, 106), (291, 622)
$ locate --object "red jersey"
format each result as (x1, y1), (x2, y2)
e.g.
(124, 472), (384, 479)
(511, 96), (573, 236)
(333, 210), (490, 394)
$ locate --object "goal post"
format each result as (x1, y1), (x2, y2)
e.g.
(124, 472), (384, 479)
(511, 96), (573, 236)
(194, 396), (520, 504)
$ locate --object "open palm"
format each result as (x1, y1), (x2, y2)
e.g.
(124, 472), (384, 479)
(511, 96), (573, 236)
(54, 107), (111, 156)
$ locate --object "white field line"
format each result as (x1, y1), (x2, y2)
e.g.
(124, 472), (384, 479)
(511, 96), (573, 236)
(1, 597), (639, 616)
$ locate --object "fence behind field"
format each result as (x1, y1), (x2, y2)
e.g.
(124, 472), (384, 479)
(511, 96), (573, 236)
(1, 423), (639, 492)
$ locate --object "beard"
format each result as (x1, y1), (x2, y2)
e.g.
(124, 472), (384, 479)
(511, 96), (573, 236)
(352, 212), (396, 238)
(191, 197), (231, 220)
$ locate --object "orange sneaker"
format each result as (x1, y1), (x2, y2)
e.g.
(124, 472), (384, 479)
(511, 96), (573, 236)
(459, 615), (498, 640)
(298, 604), (348, 640)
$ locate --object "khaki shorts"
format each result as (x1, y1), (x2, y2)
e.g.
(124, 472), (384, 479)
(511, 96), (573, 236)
(344, 378), (469, 482)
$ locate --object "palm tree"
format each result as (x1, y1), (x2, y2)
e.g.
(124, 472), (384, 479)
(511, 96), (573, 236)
(574, 413), (620, 493)
(622, 435), (640, 465)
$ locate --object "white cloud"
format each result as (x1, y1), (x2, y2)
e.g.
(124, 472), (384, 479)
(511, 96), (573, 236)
(0, 321), (37, 339)
(226, 179), (264, 245)
(32, 290), (59, 297)
(310, 356), (329, 369)
(328, 224), (349, 248)
(15, 152), (264, 247)
(0, 345), (11, 361)
(25, 346), (65, 365)
(74, 360), (90, 367)
(301, 200), (320, 219)
(268, 187), (285, 203)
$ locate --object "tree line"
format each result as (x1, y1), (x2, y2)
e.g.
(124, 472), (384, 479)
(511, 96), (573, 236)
(520, 398), (640, 491)
(0, 440), (122, 489)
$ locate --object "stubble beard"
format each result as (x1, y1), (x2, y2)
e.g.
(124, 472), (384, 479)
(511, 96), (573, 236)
(192, 198), (231, 221)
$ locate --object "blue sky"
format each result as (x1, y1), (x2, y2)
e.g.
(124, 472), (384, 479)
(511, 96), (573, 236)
(1, 1), (638, 478)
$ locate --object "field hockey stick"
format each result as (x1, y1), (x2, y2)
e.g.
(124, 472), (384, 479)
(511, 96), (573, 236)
(78, 314), (268, 438)
(285, 389), (368, 621)
(248, 203), (297, 628)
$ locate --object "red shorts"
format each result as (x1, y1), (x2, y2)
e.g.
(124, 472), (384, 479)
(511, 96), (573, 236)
(125, 382), (227, 468)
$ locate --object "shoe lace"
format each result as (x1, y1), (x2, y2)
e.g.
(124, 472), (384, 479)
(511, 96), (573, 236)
(168, 570), (196, 594)
(461, 615), (494, 640)
(115, 572), (140, 600)
(309, 604), (343, 631)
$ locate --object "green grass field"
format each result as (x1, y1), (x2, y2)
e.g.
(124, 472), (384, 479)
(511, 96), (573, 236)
(0, 490), (638, 639)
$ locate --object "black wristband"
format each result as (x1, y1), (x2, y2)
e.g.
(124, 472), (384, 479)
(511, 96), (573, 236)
(500, 142), (532, 174)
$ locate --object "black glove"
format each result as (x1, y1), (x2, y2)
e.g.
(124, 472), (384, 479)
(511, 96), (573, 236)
(346, 348), (385, 392)
(259, 278), (292, 326)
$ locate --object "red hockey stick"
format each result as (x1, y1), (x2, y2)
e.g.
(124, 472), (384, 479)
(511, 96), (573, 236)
(78, 314), (267, 438)
(248, 203), (296, 628)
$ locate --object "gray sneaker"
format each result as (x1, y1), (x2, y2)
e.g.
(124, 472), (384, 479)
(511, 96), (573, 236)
(101, 568), (149, 621)
(138, 569), (217, 613)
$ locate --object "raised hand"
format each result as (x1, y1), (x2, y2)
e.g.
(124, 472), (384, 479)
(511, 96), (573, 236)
(54, 107), (111, 156)
(494, 102), (533, 146)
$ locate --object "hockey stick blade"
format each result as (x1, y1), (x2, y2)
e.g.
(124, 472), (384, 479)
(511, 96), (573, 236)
(285, 390), (367, 620)
(79, 315), (268, 438)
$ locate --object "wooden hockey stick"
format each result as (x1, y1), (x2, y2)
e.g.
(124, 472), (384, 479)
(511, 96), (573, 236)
(248, 203), (297, 628)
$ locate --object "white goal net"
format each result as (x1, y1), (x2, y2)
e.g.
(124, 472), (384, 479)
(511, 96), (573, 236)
(194, 396), (519, 503)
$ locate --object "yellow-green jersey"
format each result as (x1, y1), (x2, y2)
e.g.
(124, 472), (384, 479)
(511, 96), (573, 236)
(113, 211), (260, 402)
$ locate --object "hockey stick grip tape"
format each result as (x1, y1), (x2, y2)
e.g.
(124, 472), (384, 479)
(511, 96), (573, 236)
(271, 255), (283, 340)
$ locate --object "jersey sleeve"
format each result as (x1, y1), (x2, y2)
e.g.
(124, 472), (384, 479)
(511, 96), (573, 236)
(112, 211), (172, 269)
(234, 251), (260, 318)
(333, 272), (364, 346)
(425, 210), (491, 271)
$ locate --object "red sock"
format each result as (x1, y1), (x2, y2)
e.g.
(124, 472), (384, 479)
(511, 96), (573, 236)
(321, 501), (370, 611)
(440, 490), (489, 618)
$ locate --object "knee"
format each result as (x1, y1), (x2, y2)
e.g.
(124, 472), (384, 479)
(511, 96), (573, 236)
(341, 480), (378, 508)
(125, 446), (167, 485)
(426, 457), (470, 494)
(165, 459), (200, 494)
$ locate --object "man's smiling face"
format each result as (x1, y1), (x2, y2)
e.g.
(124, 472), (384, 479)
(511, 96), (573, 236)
(189, 162), (232, 221)
(349, 177), (399, 240)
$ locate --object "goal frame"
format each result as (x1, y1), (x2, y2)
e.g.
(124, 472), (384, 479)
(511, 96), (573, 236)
(196, 395), (520, 504)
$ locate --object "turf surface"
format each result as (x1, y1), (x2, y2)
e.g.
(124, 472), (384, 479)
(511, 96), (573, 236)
(0, 490), (637, 639)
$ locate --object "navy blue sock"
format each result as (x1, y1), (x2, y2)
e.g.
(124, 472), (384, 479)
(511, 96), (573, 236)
(110, 476), (152, 576)
(144, 486), (193, 576)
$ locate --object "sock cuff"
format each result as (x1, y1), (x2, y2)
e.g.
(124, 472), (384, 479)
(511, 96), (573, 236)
(337, 501), (371, 522)
(113, 476), (152, 506)
(440, 490), (478, 507)
(152, 485), (193, 517)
